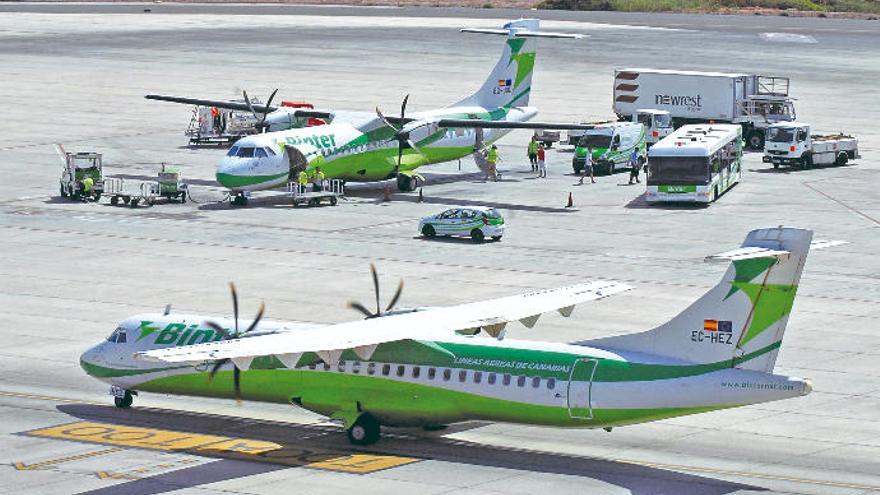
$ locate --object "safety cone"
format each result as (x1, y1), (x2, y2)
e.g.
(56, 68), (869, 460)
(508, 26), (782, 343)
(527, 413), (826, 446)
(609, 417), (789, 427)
(418, 188), (423, 203)
(565, 192), (573, 208)
(383, 184), (392, 202)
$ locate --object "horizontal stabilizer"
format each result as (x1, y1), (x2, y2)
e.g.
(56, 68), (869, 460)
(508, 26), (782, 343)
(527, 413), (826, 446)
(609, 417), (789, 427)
(705, 246), (790, 263)
(437, 119), (599, 131)
(461, 28), (586, 39)
(810, 239), (848, 250)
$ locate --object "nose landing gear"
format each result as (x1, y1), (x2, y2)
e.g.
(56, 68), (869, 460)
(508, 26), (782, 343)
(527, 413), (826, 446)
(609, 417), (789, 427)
(231, 192), (248, 206)
(110, 386), (135, 408)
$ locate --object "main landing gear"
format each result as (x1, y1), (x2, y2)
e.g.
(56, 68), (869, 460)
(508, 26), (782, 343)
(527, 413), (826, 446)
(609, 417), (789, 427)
(231, 192), (248, 206)
(347, 413), (381, 445)
(111, 386), (135, 408)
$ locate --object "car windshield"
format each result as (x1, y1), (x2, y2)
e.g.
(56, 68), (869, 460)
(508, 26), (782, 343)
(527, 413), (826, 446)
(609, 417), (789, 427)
(579, 134), (612, 149)
(655, 114), (672, 128)
(767, 127), (796, 143)
(648, 156), (711, 185)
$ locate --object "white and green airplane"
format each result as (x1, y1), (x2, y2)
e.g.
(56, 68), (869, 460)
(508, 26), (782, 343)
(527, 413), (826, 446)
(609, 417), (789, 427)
(146, 19), (593, 205)
(82, 227), (822, 445)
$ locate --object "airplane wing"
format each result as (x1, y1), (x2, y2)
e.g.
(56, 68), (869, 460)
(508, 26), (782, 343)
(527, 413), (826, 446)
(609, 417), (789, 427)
(135, 280), (630, 367)
(436, 119), (600, 131)
(144, 94), (333, 120)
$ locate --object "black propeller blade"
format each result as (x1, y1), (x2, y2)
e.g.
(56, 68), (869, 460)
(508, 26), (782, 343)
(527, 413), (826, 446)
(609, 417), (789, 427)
(205, 282), (265, 404)
(243, 89), (279, 133)
(347, 263), (404, 319)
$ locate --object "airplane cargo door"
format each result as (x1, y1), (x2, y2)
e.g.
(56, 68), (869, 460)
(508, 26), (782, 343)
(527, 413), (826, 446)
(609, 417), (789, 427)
(287, 147), (308, 179)
(567, 358), (597, 419)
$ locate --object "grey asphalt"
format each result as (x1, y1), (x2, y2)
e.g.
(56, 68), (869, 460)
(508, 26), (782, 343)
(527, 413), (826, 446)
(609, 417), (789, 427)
(0, 4), (878, 495)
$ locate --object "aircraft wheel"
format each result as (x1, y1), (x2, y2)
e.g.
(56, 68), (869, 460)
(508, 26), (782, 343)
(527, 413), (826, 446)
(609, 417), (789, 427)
(347, 414), (380, 445)
(470, 229), (485, 243)
(492, 236), (502, 241)
(397, 174), (414, 192)
(114, 390), (133, 409)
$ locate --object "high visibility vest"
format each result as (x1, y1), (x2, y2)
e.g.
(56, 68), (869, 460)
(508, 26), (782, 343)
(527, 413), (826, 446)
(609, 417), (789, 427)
(528, 141), (538, 154)
(314, 171), (325, 182)
(297, 171), (309, 185)
(487, 148), (498, 162)
(82, 177), (94, 192)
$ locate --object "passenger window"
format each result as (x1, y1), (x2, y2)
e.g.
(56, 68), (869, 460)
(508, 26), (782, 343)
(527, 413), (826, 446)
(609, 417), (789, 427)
(254, 148), (267, 158)
(474, 372), (482, 384)
(532, 376), (541, 388)
(412, 366), (421, 379)
(517, 376), (526, 387)
(352, 361), (361, 374)
(382, 364), (391, 376)
(503, 374), (511, 386)
(459, 370), (467, 382)
(547, 378), (556, 390)
(488, 373), (497, 385)
(397, 365), (405, 377)
(367, 362), (376, 375)
(428, 368), (436, 380)
(443, 369), (452, 381)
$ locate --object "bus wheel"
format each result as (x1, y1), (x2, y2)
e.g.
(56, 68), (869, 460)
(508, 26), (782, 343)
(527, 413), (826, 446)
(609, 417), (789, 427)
(835, 152), (848, 166)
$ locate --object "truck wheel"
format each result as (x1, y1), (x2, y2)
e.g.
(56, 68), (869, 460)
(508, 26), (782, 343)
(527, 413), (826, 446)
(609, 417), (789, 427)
(123, 196), (131, 205)
(607, 162), (616, 175)
(470, 229), (485, 243)
(330, 196), (338, 206)
(308, 198), (319, 207)
(835, 152), (848, 166)
(746, 131), (765, 150)
(110, 196), (119, 206)
(130, 199), (139, 208)
(801, 154), (812, 169)
(545, 141), (553, 149)
(93, 193), (101, 202)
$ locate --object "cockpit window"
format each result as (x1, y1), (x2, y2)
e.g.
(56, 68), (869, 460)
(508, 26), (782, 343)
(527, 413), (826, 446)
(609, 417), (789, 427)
(264, 147), (276, 156)
(226, 146), (240, 157)
(237, 147), (255, 158)
(254, 148), (267, 158)
(106, 326), (127, 343)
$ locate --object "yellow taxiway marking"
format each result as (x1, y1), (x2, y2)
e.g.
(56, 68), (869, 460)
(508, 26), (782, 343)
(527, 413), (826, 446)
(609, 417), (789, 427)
(24, 421), (418, 474)
(14, 447), (123, 470)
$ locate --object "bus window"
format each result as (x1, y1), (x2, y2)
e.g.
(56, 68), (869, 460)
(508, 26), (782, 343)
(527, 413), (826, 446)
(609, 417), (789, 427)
(647, 157), (711, 185)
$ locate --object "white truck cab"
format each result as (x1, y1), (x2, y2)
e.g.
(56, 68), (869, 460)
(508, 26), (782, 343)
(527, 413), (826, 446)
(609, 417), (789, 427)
(632, 109), (673, 145)
(763, 122), (859, 169)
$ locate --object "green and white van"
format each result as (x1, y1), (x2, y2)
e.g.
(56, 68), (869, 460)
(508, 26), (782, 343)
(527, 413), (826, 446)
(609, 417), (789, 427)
(571, 122), (647, 175)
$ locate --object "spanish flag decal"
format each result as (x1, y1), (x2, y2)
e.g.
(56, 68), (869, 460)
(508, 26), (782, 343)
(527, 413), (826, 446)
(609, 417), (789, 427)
(704, 320), (733, 333)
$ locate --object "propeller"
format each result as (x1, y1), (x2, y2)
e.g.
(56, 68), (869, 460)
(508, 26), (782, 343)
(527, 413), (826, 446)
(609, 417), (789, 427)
(243, 88), (279, 133)
(348, 263), (404, 319)
(205, 282), (265, 403)
(376, 94), (427, 177)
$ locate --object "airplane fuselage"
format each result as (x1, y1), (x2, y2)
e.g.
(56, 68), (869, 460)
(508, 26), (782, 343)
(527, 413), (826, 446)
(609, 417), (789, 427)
(81, 313), (810, 429)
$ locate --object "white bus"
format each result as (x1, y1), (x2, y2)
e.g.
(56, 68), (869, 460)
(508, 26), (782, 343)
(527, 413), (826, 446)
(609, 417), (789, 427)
(645, 124), (742, 204)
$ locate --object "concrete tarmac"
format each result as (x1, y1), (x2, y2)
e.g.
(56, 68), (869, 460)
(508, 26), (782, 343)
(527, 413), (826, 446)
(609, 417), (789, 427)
(0, 4), (878, 495)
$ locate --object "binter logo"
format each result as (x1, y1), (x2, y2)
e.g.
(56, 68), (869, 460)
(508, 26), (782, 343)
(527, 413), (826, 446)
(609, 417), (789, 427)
(655, 93), (703, 110)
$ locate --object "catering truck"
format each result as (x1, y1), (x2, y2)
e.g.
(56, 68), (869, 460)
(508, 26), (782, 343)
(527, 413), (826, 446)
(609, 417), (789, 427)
(613, 69), (796, 150)
(763, 122), (859, 169)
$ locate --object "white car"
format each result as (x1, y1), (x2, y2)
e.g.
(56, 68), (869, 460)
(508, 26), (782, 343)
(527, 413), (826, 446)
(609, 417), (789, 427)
(419, 207), (505, 242)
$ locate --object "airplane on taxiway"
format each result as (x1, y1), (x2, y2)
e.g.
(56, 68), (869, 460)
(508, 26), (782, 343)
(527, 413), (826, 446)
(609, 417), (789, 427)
(146, 19), (594, 205)
(81, 227), (827, 445)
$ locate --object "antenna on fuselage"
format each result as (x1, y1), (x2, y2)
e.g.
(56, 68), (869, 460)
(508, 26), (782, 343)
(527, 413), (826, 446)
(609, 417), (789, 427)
(163, 304), (172, 316)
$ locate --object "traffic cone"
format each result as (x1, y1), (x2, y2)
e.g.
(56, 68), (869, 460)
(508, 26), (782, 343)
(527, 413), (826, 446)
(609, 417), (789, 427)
(418, 188), (423, 203)
(565, 192), (573, 208)
(383, 184), (391, 202)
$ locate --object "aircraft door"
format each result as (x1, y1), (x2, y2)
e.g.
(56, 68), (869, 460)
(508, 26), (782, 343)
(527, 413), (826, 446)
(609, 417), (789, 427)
(567, 358), (597, 419)
(286, 146), (308, 179)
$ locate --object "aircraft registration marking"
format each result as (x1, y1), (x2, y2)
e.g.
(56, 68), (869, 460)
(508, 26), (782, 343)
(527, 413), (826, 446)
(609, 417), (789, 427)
(23, 421), (419, 474)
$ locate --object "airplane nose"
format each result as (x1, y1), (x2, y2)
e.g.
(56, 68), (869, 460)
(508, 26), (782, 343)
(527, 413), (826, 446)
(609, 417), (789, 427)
(80, 345), (104, 375)
(802, 378), (813, 396)
(216, 157), (242, 189)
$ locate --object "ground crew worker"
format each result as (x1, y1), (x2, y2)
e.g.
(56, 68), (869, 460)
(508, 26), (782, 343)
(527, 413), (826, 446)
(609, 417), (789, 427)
(578, 145), (596, 185)
(297, 168), (309, 193)
(312, 166), (325, 192)
(81, 176), (94, 201)
(211, 107), (221, 133)
(628, 149), (641, 185)
(527, 136), (539, 172)
(486, 145), (499, 182)
(536, 144), (547, 178)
